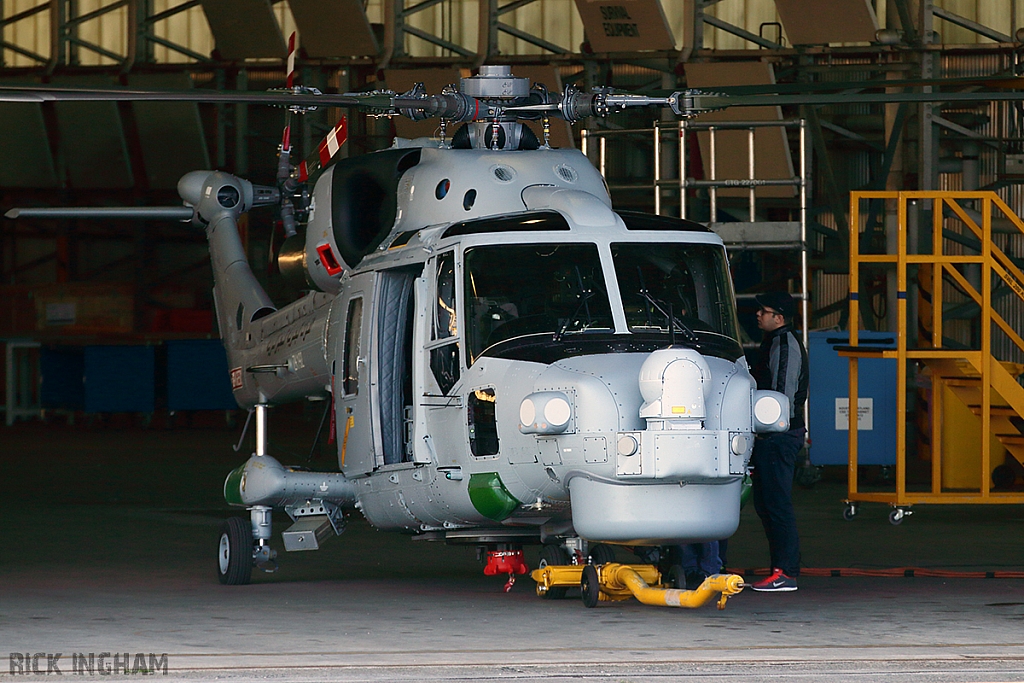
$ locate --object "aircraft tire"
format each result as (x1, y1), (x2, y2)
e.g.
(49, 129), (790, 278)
(665, 564), (686, 590)
(538, 544), (571, 599)
(589, 543), (615, 565)
(580, 565), (600, 608)
(217, 517), (254, 585)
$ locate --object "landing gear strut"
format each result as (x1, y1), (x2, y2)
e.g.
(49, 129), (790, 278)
(218, 402), (279, 584)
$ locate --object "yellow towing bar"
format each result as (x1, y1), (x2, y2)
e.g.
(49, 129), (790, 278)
(531, 562), (745, 609)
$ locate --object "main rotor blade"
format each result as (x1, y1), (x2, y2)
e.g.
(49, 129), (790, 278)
(683, 73), (1024, 97)
(5, 206), (195, 221)
(694, 89), (1024, 111)
(0, 85), (392, 109)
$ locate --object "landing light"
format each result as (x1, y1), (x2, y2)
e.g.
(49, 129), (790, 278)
(544, 397), (571, 426)
(519, 398), (536, 425)
(752, 391), (790, 433)
(754, 395), (782, 424)
(519, 392), (573, 435)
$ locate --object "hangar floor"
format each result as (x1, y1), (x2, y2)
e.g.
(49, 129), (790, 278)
(3, 411), (1024, 682)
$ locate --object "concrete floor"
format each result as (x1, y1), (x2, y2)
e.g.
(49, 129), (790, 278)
(2, 414), (1024, 682)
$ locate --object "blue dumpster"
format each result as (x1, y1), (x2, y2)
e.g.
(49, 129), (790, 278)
(40, 346), (85, 410)
(83, 345), (156, 413)
(165, 339), (236, 411)
(808, 331), (897, 466)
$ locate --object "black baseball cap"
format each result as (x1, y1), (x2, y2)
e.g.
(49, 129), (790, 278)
(755, 292), (795, 318)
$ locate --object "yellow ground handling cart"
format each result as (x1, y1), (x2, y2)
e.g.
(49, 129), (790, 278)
(841, 191), (1024, 523)
(531, 562), (745, 609)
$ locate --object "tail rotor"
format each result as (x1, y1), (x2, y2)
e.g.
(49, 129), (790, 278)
(274, 32), (348, 236)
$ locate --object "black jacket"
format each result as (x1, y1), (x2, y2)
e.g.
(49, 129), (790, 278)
(754, 324), (809, 431)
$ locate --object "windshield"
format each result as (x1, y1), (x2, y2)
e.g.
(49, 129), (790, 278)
(464, 243), (613, 363)
(611, 242), (740, 344)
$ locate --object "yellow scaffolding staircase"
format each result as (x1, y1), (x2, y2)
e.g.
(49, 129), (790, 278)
(841, 191), (1024, 522)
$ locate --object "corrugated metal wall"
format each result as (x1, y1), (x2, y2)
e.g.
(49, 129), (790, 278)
(3, 0), (51, 66)
(0, 0), (294, 67)
(4, 0), (1019, 66)
(3, 0), (1020, 67)
(937, 50), (1024, 364)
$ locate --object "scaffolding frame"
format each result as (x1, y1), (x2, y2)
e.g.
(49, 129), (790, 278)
(580, 118), (811, 345)
(678, 118), (810, 347)
(579, 117), (813, 455)
(3, 339), (40, 426)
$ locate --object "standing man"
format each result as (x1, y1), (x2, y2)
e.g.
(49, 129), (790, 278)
(749, 292), (808, 592)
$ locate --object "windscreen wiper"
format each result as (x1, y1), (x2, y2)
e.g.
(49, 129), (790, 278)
(554, 267), (598, 341)
(634, 266), (700, 342)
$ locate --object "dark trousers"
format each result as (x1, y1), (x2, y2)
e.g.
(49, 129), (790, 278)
(751, 429), (804, 577)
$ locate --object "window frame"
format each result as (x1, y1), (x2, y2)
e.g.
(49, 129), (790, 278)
(424, 250), (464, 395)
(342, 295), (363, 397)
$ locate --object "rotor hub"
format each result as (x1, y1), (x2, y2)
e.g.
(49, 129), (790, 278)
(460, 65), (530, 100)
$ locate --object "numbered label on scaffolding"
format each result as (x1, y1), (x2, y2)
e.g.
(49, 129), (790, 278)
(835, 398), (873, 431)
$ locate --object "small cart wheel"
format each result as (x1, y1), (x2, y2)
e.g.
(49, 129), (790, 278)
(538, 544), (571, 600)
(581, 565), (600, 608)
(888, 508), (905, 525)
(842, 504), (858, 521)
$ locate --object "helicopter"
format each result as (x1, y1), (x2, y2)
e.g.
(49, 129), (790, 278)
(9, 60), (1019, 606)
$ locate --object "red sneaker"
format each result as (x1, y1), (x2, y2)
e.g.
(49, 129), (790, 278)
(750, 568), (798, 592)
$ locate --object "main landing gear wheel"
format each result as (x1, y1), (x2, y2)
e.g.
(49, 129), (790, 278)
(217, 517), (254, 585)
(665, 564), (687, 590)
(589, 543), (616, 566)
(538, 544), (571, 600)
(581, 565), (600, 608)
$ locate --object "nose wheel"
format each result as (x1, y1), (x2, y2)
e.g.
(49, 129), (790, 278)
(217, 517), (254, 585)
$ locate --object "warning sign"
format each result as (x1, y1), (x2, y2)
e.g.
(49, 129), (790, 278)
(574, 0), (675, 53)
(835, 398), (873, 431)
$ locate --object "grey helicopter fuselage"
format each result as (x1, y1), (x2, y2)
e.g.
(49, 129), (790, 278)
(186, 136), (790, 553)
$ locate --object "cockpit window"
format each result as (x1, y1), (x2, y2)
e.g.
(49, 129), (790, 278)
(618, 211), (709, 232)
(611, 242), (740, 343)
(434, 251), (457, 341)
(443, 211), (570, 239)
(464, 243), (613, 363)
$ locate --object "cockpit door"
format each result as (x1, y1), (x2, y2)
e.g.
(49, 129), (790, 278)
(420, 250), (466, 468)
(336, 271), (378, 476)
